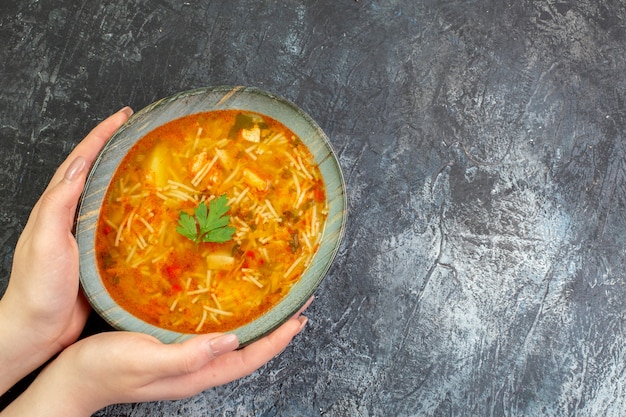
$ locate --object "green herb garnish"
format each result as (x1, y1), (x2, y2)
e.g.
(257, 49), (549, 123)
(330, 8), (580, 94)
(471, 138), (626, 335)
(176, 195), (235, 244)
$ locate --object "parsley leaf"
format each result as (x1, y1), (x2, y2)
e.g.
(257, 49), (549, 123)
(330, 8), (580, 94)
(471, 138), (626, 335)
(176, 195), (235, 244)
(176, 211), (198, 241)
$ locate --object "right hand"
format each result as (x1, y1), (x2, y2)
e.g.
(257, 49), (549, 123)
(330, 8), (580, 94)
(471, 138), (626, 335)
(2, 304), (310, 417)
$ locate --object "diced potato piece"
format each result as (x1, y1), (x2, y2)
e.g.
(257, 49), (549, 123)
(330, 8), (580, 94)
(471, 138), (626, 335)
(240, 125), (261, 142)
(147, 146), (170, 187)
(242, 168), (267, 190)
(215, 148), (234, 170)
(207, 254), (235, 270)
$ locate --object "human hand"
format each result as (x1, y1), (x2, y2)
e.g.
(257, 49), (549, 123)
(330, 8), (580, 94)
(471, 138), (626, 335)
(0, 107), (133, 394)
(2, 304), (310, 417)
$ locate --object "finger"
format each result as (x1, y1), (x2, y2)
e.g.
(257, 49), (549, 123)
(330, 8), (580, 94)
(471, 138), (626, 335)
(292, 296), (314, 319)
(145, 333), (240, 379)
(200, 316), (308, 387)
(237, 316), (307, 372)
(30, 156), (91, 243)
(134, 319), (306, 401)
(144, 296), (313, 381)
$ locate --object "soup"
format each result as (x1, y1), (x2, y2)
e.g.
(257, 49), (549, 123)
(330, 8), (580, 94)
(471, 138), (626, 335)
(96, 110), (327, 333)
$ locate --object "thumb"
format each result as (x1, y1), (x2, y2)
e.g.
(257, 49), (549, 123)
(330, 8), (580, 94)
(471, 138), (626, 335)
(34, 156), (88, 237)
(155, 333), (240, 377)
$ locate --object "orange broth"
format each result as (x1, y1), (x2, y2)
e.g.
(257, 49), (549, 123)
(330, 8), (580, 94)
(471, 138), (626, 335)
(96, 110), (327, 333)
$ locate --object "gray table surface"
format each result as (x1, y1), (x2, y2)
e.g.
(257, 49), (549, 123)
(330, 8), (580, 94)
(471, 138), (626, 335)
(2, 1), (626, 416)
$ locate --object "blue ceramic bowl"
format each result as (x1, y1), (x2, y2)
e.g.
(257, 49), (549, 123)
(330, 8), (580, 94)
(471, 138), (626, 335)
(76, 86), (347, 345)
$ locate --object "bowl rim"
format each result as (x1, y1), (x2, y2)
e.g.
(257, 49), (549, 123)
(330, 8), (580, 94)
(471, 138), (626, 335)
(76, 86), (347, 345)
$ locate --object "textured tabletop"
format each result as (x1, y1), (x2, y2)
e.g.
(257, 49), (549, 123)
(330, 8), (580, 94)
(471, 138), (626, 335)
(1, 1), (626, 416)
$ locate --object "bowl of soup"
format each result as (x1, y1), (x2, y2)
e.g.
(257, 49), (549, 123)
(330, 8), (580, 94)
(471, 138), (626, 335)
(76, 86), (347, 345)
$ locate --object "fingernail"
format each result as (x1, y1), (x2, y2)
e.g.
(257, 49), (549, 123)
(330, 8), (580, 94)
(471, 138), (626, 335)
(64, 156), (87, 183)
(209, 334), (239, 357)
(292, 296), (314, 319)
(118, 106), (134, 117)
(297, 316), (308, 332)
(304, 295), (314, 307)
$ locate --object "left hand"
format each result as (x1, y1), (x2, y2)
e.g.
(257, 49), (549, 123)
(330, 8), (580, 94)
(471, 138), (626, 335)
(0, 107), (133, 394)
